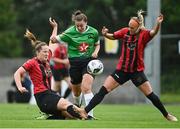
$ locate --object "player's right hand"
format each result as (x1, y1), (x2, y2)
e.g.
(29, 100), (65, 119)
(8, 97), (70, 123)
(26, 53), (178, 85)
(18, 87), (28, 94)
(102, 26), (109, 36)
(49, 17), (58, 28)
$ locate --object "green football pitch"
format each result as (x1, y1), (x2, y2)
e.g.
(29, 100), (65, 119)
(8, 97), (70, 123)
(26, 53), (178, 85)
(0, 104), (179, 128)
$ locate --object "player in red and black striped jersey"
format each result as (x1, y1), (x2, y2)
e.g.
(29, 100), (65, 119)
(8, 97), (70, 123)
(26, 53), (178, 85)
(14, 29), (86, 120)
(83, 10), (178, 122)
(50, 43), (72, 98)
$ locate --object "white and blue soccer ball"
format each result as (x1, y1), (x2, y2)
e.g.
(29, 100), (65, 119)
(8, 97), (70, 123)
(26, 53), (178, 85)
(87, 59), (104, 75)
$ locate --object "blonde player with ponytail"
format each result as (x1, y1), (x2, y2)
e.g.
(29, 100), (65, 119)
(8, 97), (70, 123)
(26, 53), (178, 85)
(83, 10), (178, 122)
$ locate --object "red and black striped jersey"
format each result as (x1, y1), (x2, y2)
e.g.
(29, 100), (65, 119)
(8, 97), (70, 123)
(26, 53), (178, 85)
(22, 51), (52, 94)
(113, 27), (153, 72)
(52, 44), (68, 69)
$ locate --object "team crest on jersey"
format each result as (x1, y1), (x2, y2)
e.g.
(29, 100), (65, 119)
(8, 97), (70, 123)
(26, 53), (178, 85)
(46, 69), (52, 77)
(79, 42), (89, 52)
(126, 38), (138, 50)
(127, 43), (136, 50)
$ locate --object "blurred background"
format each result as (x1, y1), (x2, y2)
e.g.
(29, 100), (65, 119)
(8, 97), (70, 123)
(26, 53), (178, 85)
(0, 0), (180, 104)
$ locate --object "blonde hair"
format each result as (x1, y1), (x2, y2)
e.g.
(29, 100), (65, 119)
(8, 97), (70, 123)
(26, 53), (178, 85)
(24, 29), (47, 52)
(137, 9), (145, 29)
(131, 9), (145, 29)
(72, 10), (87, 22)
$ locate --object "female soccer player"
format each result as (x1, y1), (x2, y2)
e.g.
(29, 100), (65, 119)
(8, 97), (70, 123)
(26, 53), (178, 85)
(14, 29), (86, 120)
(83, 10), (178, 122)
(50, 43), (72, 99)
(49, 10), (100, 119)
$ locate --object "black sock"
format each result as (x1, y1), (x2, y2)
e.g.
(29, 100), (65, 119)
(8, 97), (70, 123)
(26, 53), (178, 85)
(85, 86), (108, 113)
(67, 105), (81, 119)
(63, 88), (71, 98)
(146, 92), (168, 117)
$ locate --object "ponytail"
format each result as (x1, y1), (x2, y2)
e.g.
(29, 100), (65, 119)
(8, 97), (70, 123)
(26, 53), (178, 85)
(24, 29), (47, 52)
(137, 9), (145, 29)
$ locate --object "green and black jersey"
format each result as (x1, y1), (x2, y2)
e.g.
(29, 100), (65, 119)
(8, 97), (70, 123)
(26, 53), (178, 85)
(56, 25), (99, 58)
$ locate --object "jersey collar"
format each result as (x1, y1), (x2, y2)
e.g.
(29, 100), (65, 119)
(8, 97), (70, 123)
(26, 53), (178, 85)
(75, 25), (89, 33)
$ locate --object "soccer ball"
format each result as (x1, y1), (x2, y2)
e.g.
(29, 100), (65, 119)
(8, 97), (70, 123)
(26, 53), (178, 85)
(87, 59), (104, 75)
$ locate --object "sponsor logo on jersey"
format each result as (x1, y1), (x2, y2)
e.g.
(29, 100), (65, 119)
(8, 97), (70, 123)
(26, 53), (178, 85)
(78, 42), (89, 52)
(88, 33), (94, 39)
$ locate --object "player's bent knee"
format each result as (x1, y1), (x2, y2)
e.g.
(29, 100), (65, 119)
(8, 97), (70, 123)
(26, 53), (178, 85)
(57, 98), (71, 110)
(81, 86), (92, 94)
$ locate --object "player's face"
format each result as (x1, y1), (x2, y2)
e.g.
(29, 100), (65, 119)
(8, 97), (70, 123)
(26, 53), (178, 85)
(128, 19), (139, 35)
(37, 45), (49, 62)
(75, 20), (87, 33)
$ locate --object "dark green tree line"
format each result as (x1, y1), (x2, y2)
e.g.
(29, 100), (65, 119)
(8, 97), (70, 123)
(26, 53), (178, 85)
(1, 0), (180, 57)
(0, 0), (21, 57)
(1, 0), (147, 57)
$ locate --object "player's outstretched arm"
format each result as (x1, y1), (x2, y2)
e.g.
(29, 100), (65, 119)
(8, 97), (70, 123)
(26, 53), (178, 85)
(49, 17), (58, 43)
(14, 67), (29, 93)
(150, 14), (164, 37)
(102, 26), (115, 40)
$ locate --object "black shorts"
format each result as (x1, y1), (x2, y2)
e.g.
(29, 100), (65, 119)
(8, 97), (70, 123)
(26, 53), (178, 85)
(51, 67), (69, 81)
(69, 57), (94, 84)
(111, 70), (148, 87)
(34, 90), (62, 115)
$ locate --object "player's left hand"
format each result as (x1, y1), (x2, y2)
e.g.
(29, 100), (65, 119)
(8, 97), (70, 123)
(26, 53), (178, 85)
(157, 14), (164, 24)
(91, 52), (98, 58)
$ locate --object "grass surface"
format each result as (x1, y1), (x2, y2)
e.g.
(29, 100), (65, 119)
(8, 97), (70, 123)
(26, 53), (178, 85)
(161, 93), (180, 104)
(0, 104), (179, 128)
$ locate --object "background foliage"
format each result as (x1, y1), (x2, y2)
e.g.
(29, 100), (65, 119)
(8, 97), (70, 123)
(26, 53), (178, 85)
(0, 0), (21, 57)
(1, 0), (180, 57)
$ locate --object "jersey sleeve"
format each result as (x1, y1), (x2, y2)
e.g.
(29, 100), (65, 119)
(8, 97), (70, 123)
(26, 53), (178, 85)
(94, 29), (99, 44)
(113, 28), (128, 39)
(142, 29), (153, 45)
(56, 32), (71, 44)
(22, 59), (34, 72)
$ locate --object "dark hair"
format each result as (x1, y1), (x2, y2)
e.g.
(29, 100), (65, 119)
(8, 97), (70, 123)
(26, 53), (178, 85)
(24, 29), (47, 52)
(72, 10), (87, 22)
